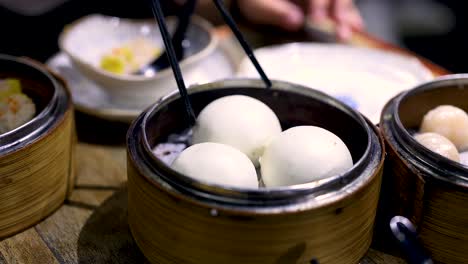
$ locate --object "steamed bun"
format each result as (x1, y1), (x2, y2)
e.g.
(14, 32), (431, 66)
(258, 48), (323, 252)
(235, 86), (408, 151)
(192, 95), (281, 167)
(260, 126), (353, 187)
(171, 142), (258, 188)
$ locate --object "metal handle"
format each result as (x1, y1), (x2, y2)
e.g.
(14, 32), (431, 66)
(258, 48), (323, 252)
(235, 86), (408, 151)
(390, 216), (433, 264)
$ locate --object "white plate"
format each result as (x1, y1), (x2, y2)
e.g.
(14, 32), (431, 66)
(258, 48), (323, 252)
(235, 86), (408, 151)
(237, 43), (434, 123)
(46, 43), (237, 123)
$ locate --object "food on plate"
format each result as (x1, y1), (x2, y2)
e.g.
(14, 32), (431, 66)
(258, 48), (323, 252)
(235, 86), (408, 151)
(260, 126), (353, 187)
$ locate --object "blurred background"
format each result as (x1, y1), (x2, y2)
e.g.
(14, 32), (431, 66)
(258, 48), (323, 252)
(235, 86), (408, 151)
(0, 0), (466, 72)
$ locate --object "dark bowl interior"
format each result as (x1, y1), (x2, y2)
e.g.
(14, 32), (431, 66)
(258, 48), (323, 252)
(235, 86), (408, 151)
(145, 87), (368, 168)
(182, 18), (212, 58)
(0, 56), (55, 116)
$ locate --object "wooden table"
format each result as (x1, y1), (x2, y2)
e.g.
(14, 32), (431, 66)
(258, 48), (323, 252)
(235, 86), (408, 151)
(0, 26), (446, 264)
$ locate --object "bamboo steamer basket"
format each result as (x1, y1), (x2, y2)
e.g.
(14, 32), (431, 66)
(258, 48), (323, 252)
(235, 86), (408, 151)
(0, 55), (76, 238)
(379, 74), (468, 263)
(127, 79), (385, 264)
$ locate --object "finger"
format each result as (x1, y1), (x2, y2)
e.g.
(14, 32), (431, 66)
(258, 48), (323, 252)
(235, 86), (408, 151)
(333, 0), (364, 40)
(347, 5), (364, 30)
(336, 23), (352, 41)
(308, 0), (332, 23)
(333, 0), (363, 29)
(238, 0), (305, 31)
(332, 0), (354, 22)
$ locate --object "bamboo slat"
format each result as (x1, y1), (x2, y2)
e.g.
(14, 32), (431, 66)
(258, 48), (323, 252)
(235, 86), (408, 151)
(378, 138), (468, 264)
(0, 108), (75, 238)
(128, 161), (383, 264)
(419, 184), (468, 263)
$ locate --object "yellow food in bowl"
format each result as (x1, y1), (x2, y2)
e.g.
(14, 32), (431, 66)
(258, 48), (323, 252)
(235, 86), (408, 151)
(100, 54), (126, 74)
(99, 38), (161, 75)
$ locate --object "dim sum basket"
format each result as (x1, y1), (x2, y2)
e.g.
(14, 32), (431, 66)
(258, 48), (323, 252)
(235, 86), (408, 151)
(126, 79), (385, 264)
(0, 55), (76, 238)
(378, 74), (468, 263)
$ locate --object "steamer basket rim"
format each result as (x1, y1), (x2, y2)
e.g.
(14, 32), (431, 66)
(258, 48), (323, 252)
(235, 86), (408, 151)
(388, 74), (468, 187)
(127, 78), (384, 211)
(0, 54), (69, 156)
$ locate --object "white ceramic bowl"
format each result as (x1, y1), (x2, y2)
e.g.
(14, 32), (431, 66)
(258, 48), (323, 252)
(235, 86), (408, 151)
(59, 14), (218, 107)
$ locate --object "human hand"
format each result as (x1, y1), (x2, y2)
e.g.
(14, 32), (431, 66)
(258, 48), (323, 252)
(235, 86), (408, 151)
(236, 0), (364, 40)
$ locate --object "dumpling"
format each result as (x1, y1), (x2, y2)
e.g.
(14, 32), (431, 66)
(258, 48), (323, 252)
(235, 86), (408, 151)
(420, 105), (468, 151)
(414, 132), (460, 162)
(0, 93), (36, 134)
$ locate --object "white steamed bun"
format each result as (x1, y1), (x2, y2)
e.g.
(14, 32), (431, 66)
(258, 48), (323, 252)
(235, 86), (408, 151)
(260, 126), (353, 187)
(171, 142), (258, 188)
(192, 95), (281, 167)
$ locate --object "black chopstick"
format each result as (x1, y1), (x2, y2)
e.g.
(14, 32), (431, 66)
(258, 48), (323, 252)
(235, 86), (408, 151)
(212, 0), (272, 89)
(150, 0), (196, 126)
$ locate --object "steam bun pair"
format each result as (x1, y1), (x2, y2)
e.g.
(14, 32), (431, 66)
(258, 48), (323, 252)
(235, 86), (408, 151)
(171, 95), (353, 189)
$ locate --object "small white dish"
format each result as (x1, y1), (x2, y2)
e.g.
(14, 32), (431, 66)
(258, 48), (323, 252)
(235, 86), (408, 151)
(237, 43), (434, 123)
(58, 14), (218, 107)
(46, 43), (236, 122)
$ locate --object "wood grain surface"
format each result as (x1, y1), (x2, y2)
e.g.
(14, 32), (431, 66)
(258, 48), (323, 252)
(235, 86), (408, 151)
(0, 105), (74, 239)
(0, 24), (448, 263)
(128, 155), (383, 264)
